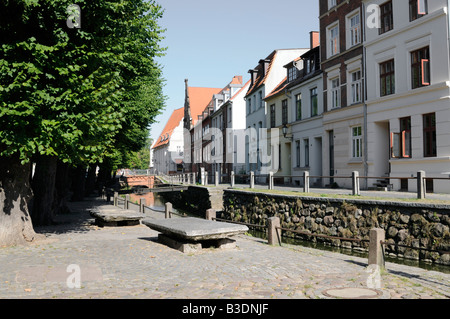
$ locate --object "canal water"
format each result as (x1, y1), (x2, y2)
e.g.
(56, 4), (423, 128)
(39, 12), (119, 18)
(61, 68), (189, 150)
(146, 192), (450, 274)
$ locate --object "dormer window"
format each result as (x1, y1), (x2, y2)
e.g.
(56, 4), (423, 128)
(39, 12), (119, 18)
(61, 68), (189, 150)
(288, 67), (297, 82)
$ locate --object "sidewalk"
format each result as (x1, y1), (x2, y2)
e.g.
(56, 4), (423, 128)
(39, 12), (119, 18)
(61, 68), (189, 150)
(0, 198), (448, 299)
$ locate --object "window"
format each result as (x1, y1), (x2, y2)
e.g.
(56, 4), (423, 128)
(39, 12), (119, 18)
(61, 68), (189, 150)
(329, 0), (336, 9)
(310, 88), (318, 116)
(295, 94), (302, 121)
(247, 98), (251, 114)
(352, 126), (363, 159)
(423, 113), (436, 157)
(349, 13), (361, 47)
(329, 25), (339, 57)
(259, 91), (264, 109)
(379, 1), (393, 35)
(411, 46), (430, 89)
(380, 59), (395, 96)
(296, 141), (301, 167)
(410, 0), (427, 21)
(391, 117), (411, 158)
(351, 70), (362, 104)
(331, 78), (340, 109)
(282, 100), (288, 125)
(304, 139), (310, 167)
(270, 104), (276, 128)
(288, 67), (297, 82)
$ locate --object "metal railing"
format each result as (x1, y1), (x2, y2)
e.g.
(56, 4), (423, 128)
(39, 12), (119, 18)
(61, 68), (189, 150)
(162, 170), (450, 200)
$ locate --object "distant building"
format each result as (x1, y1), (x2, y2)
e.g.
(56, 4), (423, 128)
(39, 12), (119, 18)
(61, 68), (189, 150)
(152, 108), (184, 175)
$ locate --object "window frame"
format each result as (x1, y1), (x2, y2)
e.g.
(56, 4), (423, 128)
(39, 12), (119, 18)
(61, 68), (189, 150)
(351, 126), (363, 159)
(270, 104), (276, 128)
(409, 0), (428, 22)
(380, 59), (395, 97)
(351, 70), (362, 104)
(423, 113), (436, 158)
(328, 23), (340, 57)
(379, 1), (394, 35)
(310, 87), (319, 117)
(295, 93), (302, 121)
(282, 99), (288, 125)
(330, 78), (340, 109)
(411, 46), (430, 89)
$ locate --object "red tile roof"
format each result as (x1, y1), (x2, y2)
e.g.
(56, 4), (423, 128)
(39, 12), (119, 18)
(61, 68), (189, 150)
(152, 107), (184, 149)
(188, 87), (222, 126)
(245, 50), (277, 97)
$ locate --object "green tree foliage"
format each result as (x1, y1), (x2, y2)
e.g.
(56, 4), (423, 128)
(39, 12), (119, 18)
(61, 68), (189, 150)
(0, 0), (166, 166)
(0, 0), (166, 236)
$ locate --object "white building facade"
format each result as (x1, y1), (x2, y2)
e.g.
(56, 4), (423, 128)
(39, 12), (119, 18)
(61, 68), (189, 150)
(363, 0), (450, 193)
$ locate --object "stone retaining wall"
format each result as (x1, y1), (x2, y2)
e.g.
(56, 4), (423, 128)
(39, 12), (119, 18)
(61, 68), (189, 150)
(221, 190), (450, 266)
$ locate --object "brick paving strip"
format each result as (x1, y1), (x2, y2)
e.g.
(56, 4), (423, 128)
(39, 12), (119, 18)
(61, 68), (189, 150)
(0, 198), (448, 300)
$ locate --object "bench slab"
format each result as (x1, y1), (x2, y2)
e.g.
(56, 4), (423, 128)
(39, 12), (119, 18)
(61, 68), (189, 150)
(90, 206), (144, 227)
(142, 217), (248, 241)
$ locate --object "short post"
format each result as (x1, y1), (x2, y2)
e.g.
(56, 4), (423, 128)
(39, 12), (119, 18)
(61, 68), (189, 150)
(250, 171), (255, 189)
(303, 171), (310, 193)
(268, 172), (274, 190)
(165, 202), (172, 219)
(201, 170), (205, 185)
(125, 194), (130, 209)
(139, 198), (146, 213)
(352, 171), (360, 196)
(205, 172), (208, 185)
(114, 192), (118, 207)
(206, 208), (216, 221)
(215, 171), (219, 187)
(230, 171), (235, 188)
(267, 217), (281, 246)
(368, 228), (385, 270)
(417, 170), (426, 199)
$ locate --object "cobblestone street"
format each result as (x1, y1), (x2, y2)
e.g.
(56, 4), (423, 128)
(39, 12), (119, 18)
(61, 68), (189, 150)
(0, 199), (448, 301)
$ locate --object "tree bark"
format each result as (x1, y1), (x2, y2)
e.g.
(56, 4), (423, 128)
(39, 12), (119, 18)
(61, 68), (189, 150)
(52, 160), (71, 216)
(31, 155), (58, 226)
(70, 166), (86, 202)
(0, 155), (38, 246)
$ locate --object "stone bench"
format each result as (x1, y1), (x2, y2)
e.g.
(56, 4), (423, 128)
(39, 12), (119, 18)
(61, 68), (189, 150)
(142, 217), (249, 253)
(90, 205), (144, 227)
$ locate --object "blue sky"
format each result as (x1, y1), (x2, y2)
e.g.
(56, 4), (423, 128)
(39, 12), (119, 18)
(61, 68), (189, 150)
(151, 0), (320, 144)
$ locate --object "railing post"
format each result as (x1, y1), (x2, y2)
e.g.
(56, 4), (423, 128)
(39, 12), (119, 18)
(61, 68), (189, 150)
(352, 171), (360, 196)
(368, 228), (385, 270)
(125, 194), (130, 209)
(250, 171), (255, 189)
(139, 198), (146, 213)
(114, 192), (118, 207)
(269, 172), (274, 190)
(206, 209), (216, 221)
(417, 170), (426, 199)
(165, 202), (172, 219)
(303, 171), (310, 193)
(205, 172), (208, 186)
(267, 217), (281, 246)
(230, 171), (235, 188)
(215, 171), (219, 187)
(201, 170), (205, 186)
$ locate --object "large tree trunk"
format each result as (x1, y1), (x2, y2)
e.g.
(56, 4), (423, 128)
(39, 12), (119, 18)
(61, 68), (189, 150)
(31, 155), (58, 226)
(52, 160), (71, 216)
(0, 155), (38, 246)
(84, 165), (97, 197)
(71, 166), (86, 202)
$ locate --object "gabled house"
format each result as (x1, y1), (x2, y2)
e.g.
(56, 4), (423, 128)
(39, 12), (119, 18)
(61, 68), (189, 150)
(244, 48), (309, 177)
(152, 107), (185, 175)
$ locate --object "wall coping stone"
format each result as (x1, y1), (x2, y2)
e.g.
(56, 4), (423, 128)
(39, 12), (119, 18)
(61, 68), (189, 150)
(225, 189), (450, 211)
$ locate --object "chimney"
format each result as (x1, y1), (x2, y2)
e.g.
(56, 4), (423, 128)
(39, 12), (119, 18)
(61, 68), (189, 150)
(310, 31), (320, 49)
